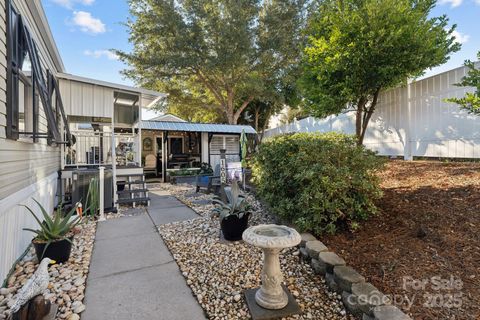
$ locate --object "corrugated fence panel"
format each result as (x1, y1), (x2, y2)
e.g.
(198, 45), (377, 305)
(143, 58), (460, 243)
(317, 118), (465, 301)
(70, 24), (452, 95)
(265, 65), (479, 159)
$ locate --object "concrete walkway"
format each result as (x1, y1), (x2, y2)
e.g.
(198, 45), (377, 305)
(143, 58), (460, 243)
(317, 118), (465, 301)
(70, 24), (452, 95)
(82, 190), (205, 320)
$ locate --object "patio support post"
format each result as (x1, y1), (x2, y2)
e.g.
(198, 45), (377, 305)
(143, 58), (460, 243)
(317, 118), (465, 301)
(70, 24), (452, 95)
(162, 131), (168, 183)
(98, 166), (106, 221)
(111, 120), (118, 209)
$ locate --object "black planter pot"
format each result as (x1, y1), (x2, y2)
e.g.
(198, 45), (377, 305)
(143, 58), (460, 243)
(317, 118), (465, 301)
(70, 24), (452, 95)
(32, 236), (73, 263)
(220, 213), (250, 241)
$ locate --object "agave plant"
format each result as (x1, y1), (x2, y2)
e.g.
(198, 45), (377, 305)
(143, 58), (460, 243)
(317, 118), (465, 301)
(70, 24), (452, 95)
(84, 177), (99, 217)
(212, 181), (251, 221)
(22, 199), (81, 249)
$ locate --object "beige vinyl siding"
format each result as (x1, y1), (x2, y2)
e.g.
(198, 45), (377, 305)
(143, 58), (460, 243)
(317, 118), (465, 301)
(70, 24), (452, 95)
(0, 0), (61, 201)
(0, 138), (59, 199)
(0, 0), (61, 283)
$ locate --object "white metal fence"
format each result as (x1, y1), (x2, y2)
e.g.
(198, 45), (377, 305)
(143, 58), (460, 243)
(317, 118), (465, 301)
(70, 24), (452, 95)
(264, 65), (480, 159)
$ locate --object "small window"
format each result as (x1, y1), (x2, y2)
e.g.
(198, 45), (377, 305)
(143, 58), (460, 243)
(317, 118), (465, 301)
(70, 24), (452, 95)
(18, 71), (38, 142)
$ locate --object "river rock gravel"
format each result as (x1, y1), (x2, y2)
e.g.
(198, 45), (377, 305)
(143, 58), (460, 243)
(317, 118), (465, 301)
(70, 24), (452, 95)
(155, 183), (355, 320)
(0, 221), (96, 320)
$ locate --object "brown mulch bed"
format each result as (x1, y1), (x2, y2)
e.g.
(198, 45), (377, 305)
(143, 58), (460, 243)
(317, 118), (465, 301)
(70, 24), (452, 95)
(322, 160), (480, 320)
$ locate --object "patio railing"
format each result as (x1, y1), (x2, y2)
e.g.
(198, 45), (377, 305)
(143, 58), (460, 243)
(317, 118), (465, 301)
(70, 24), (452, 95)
(64, 131), (139, 167)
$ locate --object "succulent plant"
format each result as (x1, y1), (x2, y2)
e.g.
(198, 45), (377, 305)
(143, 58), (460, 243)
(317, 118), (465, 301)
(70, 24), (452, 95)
(23, 199), (82, 256)
(211, 181), (251, 221)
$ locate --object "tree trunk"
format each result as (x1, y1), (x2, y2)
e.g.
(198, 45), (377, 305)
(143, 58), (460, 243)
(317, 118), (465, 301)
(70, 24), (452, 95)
(226, 88), (235, 124)
(257, 108), (272, 145)
(232, 96), (254, 124)
(357, 89), (381, 145)
(254, 108), (260, 131)
(355, 97), (367, 145)
(226, 106), (235, 124)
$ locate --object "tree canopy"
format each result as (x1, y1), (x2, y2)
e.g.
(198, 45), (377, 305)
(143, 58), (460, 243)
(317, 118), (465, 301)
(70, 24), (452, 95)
(300, 0), (460, 144)
(117, 0), (307, 124)
(446, 51), (480, 115)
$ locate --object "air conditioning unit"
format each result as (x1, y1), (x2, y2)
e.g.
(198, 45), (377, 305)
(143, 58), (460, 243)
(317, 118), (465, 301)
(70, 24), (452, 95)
(71, 168), (113, 210)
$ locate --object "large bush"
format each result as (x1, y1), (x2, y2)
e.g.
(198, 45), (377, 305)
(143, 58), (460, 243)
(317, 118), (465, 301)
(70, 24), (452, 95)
(252, 132), (384, 235)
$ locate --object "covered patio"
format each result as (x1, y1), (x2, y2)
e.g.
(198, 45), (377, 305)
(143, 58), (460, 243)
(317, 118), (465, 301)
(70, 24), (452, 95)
(140, 119), (256, 182)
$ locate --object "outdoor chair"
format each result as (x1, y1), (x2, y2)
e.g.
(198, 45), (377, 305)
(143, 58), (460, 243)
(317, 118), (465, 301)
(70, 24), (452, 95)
(195, 164), (221, 193)
(144, 154), (157, 176)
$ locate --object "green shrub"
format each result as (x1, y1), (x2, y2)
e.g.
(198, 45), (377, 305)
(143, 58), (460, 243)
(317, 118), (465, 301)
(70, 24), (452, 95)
(252, 132), (384, 235)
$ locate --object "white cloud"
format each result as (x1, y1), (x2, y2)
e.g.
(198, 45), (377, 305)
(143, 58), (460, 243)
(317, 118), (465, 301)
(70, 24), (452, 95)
(84, 49), (118, 60)
(475, 0), (480, 5)
(72, 11), (106, 34)
(52, 0), (95, 9)
(439, 0), (463, 7)
(451, 30), (470, 44)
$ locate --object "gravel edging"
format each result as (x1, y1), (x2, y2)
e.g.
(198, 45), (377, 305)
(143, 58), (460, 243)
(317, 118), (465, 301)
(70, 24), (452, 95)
(0, 221), (96, 320)
(156, 184), (355, 320)
(299, 235), (412, 320)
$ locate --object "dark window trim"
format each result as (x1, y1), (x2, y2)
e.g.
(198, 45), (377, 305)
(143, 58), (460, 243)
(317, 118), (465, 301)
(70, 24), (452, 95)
(5, 0), (72, 146)
(6, 0), (19, 140)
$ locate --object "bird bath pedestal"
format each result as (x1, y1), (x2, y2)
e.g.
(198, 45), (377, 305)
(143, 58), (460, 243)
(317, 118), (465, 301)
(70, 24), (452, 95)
(243, 224), (302, 320)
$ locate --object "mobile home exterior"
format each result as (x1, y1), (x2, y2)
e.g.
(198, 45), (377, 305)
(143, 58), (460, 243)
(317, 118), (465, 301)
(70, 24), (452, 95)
(0, 0), (162, 283)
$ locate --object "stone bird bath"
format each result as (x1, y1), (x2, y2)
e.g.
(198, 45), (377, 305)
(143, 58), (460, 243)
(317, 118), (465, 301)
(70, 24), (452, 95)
(243, 224), (301, 318)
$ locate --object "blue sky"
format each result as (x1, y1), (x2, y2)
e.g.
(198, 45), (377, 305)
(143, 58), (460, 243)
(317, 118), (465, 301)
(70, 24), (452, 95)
(42, 0), (480, 86)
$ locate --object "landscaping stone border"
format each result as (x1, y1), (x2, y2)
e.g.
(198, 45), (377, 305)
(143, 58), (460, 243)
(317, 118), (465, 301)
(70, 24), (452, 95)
(298, 234), (412, 320)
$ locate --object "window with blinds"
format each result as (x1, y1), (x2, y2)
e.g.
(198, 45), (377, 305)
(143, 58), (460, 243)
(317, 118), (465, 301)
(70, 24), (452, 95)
(209, 136), (224, 154)
(209, 135), (240, 155)
(225, 136), (240, 154)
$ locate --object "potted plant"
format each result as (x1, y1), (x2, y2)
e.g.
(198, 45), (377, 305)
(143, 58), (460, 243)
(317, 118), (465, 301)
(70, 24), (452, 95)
(212, 182), (252, 241)
(23, 199), (82, 263)
(169, 168), (202, 184)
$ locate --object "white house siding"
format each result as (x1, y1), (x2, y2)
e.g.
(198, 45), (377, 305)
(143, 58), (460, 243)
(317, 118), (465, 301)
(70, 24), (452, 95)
(59, 78), (114, 119)
(0, 173), (57, 282)
(0, 0), (61, 283)
(264, 65), (479, 159)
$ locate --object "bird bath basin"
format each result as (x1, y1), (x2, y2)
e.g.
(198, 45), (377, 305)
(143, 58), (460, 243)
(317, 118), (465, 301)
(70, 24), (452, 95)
(243, 224), (301, 311)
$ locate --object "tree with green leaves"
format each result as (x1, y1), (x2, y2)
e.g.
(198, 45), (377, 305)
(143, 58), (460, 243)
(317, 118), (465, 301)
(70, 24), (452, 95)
(150, 77), (225, 123)
(300, 0), (460, 144)
(446, 51), (480, 115)
(117, 0), (307, 124)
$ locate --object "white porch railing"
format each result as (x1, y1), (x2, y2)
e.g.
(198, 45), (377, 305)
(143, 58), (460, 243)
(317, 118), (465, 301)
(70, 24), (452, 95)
(64, 131), (139, 167)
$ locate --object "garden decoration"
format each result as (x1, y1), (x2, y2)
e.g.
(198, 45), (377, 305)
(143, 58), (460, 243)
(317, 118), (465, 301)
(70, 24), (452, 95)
(211, 181), (251, 241)
(10, 258), (56, 317)
(243, 225), (302, 318)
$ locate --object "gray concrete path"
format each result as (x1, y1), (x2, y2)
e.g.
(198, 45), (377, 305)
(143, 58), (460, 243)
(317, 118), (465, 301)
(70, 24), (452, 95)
(82, 190), (206, 320)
